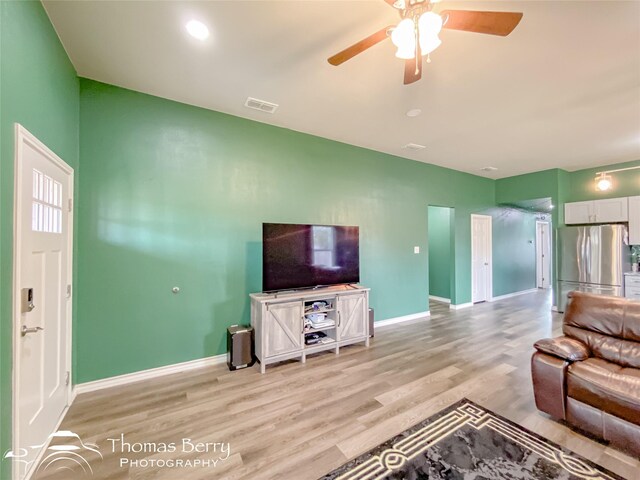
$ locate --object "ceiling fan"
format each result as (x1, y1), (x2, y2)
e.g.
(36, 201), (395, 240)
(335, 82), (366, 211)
(327, 0), (523, 85)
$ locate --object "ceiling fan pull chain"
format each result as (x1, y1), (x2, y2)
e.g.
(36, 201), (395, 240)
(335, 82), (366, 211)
(426, 54), (431, 64)
(414, 15), (420, 74)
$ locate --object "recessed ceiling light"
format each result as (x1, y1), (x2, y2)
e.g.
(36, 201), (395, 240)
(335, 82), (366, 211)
(186, 20), (209, 41)
(406, 109), (422, 117)
(481, 166), (498, 172)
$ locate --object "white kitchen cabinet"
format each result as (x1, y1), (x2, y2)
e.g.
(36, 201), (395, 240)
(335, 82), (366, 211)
(564, 197), (628, 224)
(625, 274), (640, 301)
(629, 196), (640, 245)
(565, 201), (594, 224)
(594, 197), (628, 223)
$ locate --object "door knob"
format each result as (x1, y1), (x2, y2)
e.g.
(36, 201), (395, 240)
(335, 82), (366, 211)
(21, 325), (43, 337)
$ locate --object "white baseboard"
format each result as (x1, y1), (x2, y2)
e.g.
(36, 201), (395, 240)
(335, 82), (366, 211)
(428, 295), (451, 304)
(489, 288), (538, 302)
(74, 353), (227, 395)
(449, 302), (473, 310)
(375, 310), (430, 328)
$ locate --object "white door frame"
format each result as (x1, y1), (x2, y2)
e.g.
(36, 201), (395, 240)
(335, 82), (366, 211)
(12, 124), (74, 480)
(471, 214), (493, 303)
(536, 220), (551, 289)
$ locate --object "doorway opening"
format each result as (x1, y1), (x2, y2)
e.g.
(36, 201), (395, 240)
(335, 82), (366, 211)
(471, 214), (492, 303)
(428, 206), (455, 308)
(536, 220), (551, 289)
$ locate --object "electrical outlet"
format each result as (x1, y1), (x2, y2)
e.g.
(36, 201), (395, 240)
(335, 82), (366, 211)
(414, 246), (420, 254)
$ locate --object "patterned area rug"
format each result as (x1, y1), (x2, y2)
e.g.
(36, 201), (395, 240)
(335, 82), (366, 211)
(321, 399), (622, 480)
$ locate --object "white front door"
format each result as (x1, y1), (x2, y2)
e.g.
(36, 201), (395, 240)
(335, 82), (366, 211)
(536, 221), (551, 289)
(12, 125), (73, 480)
(471, 214), (492, 303)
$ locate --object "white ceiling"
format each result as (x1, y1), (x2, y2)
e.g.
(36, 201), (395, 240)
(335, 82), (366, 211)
(43, 0), (640, 179)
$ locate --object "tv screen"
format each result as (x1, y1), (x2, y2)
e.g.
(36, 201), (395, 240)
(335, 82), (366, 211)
(262, 223), (360, 291)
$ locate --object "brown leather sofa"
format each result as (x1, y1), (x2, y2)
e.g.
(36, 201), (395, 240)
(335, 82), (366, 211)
(531, 291), (640, 457)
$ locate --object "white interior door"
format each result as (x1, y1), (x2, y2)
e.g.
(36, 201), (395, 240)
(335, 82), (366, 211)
(536, 221), (551, 289)
(12, 125), (73, 480)
(471, 214), (492, 303)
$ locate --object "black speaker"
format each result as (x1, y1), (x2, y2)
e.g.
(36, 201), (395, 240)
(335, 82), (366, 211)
(227, 325), (255, 371)
(369, 308), (374, 338)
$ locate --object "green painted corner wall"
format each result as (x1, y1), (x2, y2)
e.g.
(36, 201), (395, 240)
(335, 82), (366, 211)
(76, 78), (495, 383)
(494, 162), (640, 306)
(488, 208), (541, 297)
(427, 206), (452, 299)
(0, 0), (80, 475)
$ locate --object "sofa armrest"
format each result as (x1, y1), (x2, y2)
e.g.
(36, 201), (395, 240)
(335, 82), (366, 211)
(531, 352), (569, 420)
(534, 336), (589, 362)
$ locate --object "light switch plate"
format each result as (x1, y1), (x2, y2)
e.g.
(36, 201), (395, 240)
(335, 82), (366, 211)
(414, 246), (420, 254)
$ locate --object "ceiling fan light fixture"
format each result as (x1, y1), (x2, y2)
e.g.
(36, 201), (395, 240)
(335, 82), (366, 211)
(418, 12), (442, 56)
(419, 34), (441, 56)
(418, 11), (443, 35)
(391, 18), (416, 58)
(395, 44), (416, 59)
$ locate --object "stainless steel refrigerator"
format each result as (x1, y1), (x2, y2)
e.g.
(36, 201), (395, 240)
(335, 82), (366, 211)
(557, 225), (630, 312)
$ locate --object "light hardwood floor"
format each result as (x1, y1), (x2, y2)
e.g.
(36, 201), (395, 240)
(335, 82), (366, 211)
(36, 291), (639, 479)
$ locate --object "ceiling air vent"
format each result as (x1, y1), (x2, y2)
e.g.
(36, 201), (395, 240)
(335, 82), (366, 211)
(244, 97), (279, 114)
(402, 143), (426, 151)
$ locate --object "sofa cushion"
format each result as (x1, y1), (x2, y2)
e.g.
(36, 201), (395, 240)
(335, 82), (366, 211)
(564, 291), (640, 342)
(567, 357), (640, 426)
(563, 325), (640, 369)
(563, 291), (640, 368)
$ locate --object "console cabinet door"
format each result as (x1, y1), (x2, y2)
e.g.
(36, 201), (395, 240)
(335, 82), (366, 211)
(338, 293), (366, 341)
(264, 302), (303, 358)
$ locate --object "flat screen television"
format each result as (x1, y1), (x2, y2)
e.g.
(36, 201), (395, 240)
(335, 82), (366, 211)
(262, 223), (360, 292)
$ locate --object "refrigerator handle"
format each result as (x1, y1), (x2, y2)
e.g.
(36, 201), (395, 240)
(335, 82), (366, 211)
(585, 233), (591, 280)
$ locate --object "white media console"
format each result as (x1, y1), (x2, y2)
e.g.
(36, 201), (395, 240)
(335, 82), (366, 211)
(250, 284), (370, 373)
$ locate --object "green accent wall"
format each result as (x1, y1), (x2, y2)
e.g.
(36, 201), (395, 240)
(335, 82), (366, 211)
(76, 79), (495, 383)
(0, 0), (80, 475)
(488, 208), (542, 297)
(427, 206), (452, 299)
